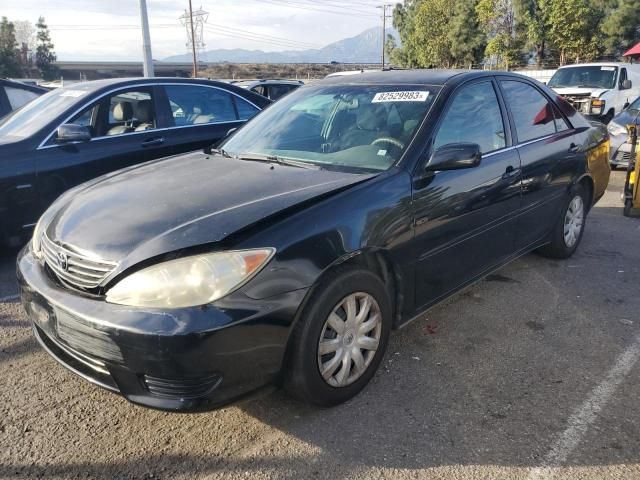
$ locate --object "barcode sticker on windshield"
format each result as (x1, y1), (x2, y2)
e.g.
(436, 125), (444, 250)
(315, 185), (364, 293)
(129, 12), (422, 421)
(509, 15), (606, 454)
(372, 91), (429, 103)
(59, 90), (85, 97)
(601, 66), (616, 71)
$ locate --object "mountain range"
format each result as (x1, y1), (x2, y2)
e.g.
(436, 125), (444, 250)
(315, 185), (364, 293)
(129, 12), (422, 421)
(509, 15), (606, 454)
(163, 27), (399, 64)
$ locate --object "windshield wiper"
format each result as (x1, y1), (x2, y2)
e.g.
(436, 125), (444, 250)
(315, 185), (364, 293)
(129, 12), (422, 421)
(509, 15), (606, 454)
(234, 153), (319, 169)
(210, 147), (232, 158)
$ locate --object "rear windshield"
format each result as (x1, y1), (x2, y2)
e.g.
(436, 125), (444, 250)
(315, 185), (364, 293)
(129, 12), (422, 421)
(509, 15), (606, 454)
(221, 84), (440, 172)
(548, 66), (618, 90)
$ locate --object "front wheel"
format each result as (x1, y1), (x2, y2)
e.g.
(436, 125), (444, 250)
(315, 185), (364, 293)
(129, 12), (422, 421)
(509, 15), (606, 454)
(285, 267), (392, 407)
(538, 184), (587, 259)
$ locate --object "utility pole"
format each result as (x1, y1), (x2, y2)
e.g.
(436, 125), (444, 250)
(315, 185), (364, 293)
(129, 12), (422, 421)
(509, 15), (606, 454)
(139, 0), (154, 77)
(377, 4), (392, 69)
(188, 0), (198, 77)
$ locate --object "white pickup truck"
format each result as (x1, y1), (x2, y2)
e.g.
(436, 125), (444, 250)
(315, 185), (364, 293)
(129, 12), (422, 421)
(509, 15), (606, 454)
(547, 62), (640, 124)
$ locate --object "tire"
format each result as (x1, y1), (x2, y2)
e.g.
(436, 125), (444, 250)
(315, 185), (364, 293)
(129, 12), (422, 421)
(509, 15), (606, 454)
(602, 110), (614, 125)
(285, 267), (392, 407)
(538, 184), (587, 259)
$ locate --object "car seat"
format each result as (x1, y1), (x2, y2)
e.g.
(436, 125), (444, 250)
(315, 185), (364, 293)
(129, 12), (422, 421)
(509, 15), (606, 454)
(107, 101), (135, 136)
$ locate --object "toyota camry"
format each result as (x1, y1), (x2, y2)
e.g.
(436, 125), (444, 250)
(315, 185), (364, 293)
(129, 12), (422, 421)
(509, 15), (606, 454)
(18, 70), (610, 411)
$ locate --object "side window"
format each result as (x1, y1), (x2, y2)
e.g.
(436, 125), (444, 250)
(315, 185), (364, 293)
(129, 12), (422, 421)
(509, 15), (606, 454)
(434, 81), (506, 154)
(500, 80), (556, 143)
(104, 90), (156, 137)
(69, 103), (100, 136)
(164, 85), (237, 126)
(235, 97), (260, 121)
(6, 87), (39, 110)
(552, 104), (570, 132)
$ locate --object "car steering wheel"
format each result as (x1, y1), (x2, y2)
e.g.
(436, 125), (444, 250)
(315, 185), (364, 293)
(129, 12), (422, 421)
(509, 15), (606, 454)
(371, 137), (405, 150)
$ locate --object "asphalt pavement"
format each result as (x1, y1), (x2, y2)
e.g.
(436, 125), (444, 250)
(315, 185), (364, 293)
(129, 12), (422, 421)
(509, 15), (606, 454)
(1, 170), (639, 480)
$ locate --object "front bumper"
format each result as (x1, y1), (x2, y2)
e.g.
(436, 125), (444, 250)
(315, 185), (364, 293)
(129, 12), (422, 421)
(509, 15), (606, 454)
(17, 247), (307, 411)
(610, 140), (633, 167)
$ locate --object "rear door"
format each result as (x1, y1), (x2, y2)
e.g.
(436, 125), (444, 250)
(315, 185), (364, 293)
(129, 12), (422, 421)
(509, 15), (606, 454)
(35, 85), (172, 214)
(159, 84), (260, 155)
(412, 78), (521, 308)
(497, 78), (579, 250)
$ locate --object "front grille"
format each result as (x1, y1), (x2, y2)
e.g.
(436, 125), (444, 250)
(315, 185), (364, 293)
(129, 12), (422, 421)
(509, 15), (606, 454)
(614, 150), (632, 163)
(143, 374), (222, 400)
(41, 233), (117, 290)
(563, 94), (591, 114)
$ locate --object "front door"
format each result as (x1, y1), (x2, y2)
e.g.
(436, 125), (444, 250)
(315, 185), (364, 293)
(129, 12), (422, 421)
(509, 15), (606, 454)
(35, 86), (172, 220)
(412, 79), (521, 309)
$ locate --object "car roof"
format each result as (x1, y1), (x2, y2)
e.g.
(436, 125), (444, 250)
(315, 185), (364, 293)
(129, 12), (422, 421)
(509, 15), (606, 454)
(55, 77), (239, 91)
(233, 79), (304, 86)
(317, 69), (527, 86)
(557, 62), (640, 69)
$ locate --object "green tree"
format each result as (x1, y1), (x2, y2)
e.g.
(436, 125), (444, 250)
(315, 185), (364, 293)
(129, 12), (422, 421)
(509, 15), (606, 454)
(476, 0), (524, 69)
(412, 0), (456, 67)
(35, 16), (58, 80)
(601, 0), (640, 55)
(545, 0), (602, 64)
(516, 0), (551, 66)
(390, 0), (423, 67)
(448, 0), (486, 67)
(0, 17), (21, 77)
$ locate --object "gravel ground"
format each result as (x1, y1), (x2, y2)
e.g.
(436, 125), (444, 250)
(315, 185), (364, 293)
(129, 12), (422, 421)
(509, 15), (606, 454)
(1, 170), (639, 480)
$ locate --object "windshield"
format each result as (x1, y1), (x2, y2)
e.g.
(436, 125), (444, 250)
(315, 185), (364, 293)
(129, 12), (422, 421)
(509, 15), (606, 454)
(221, 84), (439, 172)
(628, 96), (640, 111)
(0, 86), (91, 139)
(548, 66), (618, 89)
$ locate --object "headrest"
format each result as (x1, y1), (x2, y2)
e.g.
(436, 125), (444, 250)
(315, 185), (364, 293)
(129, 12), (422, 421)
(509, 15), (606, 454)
(135, 100), (153, 123)
(113, 101), (133, 122)
(357, 104), (386, 131)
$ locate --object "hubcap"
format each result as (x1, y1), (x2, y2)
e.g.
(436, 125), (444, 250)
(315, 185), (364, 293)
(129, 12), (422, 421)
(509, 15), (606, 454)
(317, 292), (382, 388)
(564, 195), (584, 248)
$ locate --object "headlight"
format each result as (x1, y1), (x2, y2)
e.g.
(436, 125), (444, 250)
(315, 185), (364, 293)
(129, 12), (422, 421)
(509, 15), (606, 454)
(607, 121), (626, 137)
(31, 216), (45, 258)
(106, 248), (275, 308)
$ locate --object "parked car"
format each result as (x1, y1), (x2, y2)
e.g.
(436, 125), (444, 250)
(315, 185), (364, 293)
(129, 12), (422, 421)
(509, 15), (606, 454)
(547, 62), (640, 124)
(607, 95), (640, 168)
(231, 79), (303, 100)
(19, 70), (610, 411)
(0, 79), (47, 118)
(0, 77), (270, 246)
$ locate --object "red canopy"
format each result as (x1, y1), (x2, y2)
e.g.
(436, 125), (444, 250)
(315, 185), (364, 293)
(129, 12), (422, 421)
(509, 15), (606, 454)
(623, 42), (640, 57)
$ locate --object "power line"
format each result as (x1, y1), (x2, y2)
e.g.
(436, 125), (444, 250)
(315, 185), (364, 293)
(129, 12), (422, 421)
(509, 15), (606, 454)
(258, 0), (379, 17)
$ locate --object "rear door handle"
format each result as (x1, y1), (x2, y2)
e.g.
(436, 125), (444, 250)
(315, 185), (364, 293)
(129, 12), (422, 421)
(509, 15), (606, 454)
(502, 165), (520, 179)
(141, 137), (164, 147)
(568, 142), (579, 153)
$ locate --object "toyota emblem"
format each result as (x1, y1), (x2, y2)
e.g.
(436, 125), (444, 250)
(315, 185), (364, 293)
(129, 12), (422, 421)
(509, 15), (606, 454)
(57, 252), (69, 271)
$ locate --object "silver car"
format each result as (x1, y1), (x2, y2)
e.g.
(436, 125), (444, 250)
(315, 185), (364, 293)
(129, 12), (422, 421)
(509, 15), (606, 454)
(608, 95), (640, 168)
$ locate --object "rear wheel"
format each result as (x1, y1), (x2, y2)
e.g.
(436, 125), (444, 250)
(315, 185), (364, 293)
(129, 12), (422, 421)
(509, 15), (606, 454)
(538, 184), (587, 259)
(285, 267), (391, 406)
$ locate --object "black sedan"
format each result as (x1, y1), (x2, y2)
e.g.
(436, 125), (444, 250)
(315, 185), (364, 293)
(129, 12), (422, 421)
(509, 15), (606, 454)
(0, 79), (48, 118)
(18, 70), (608, 411)
(0, 78), (270, 246)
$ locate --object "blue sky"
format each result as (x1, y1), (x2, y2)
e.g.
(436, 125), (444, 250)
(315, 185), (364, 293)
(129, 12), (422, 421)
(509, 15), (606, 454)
(1, 0), (385, 60)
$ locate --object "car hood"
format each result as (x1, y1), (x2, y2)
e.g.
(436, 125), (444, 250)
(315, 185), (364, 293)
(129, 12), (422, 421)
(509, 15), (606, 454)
(46, 152), (375, 270)
(553, 87), (609, 98)
(612, 109), (640, 128)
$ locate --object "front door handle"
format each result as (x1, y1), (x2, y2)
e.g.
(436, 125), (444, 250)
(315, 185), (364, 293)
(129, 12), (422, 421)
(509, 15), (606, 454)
(568, 142), (579, 153)
(141, 137), (164, 148)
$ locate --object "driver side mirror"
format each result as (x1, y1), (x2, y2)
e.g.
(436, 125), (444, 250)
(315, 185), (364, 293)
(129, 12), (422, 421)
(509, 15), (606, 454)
(426, 143), (482, 171)
(621, 79), (632, 90)
(56, 124), (91, 144)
